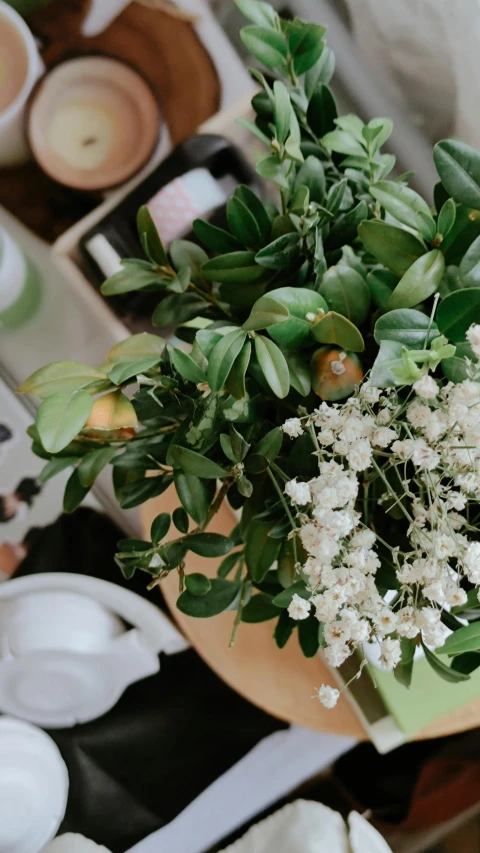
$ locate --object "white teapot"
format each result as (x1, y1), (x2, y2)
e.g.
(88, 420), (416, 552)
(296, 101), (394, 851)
(0, 572), (183, 727)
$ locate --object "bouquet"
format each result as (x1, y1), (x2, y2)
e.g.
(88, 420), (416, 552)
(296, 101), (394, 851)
(19, 0), (480, 708)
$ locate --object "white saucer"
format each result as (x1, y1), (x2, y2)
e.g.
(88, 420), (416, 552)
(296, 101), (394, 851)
(0, 716), (69, 853)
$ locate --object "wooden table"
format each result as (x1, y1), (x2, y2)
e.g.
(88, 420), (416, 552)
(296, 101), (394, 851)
(142, 489), (480, 741)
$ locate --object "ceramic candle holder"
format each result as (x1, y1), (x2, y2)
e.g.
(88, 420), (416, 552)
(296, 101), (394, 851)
(27, 56), (161, 191)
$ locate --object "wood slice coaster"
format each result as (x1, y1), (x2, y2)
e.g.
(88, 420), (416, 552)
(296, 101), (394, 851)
(0, 0), (220, 242)
(142, 488), (480, 741)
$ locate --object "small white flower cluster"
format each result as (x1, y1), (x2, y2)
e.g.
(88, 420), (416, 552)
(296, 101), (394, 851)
(281, 333), (480, 709)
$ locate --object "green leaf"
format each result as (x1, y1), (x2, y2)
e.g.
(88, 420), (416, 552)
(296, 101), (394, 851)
(374, 309), (438, 347)
(226, 340), (251, 399)
(324, 200), (369, 251)
(193, 219), (242, 254)
(101, 263), (167, 296)
(174, 470), (213, 527)
(18, 361), (107, 398)
(305, 46), (335, 97)
(367, 269), (398, 312)
(245, 519), (282, 582)
(108, 356), (161, 385)
(254, 426), (283, 462)
(255, 233), (300, 270)
(169, 240), (209, 286)
(119, 474), (173, 509)
(171, 445), (228, 479)
(240, 25), (288, 71)
(442, 341), (475, 383)
(433, 138), (480, 209)
(451, 652), (480, 675)
(369, 181), (436, 240)
(459, 235), (480, 287)
(63, 468), (90, 513)
(273, 581), (310, 608)
(326, 179), (348, 214)
(437, 288), (480, 341)
(255, 155), (289, 189)
(358, 220), (426, 278)
(171, 506), (189, 534)
(294, 156), (325, 203)
(106, 333), (166, 364)
(185, 573), (212, 596)
(137, 205), (168, 265)
(177, 578), (240, 617)
(227, 196), (263, 250)
(274, 610), (296, 648)
(77, 446), (118, 488)
(39, 456), (77, 483)
(320, 265), (371, 326)
(311, 311), (364, 352)
(288, 19), (326, 75)
(422, 643), (470, 683)
(393, 638), (415, 688)
(306, 85), (338, 139)
(220, 434), (237, 464)
(230, 424), (251, 461)
(241, 593), (279, 622)
(388, 250), (445, 310)
(298, 615), (320, 657)
(369, 340), (404, 388)
(217, 552), (240, 578)
(273, 80), (291, 144)
(322, 129), (365, 158)
(150, 512), (171, 545)
(254, 335), (290, 398)
(184, 532), (233, 557)
(437, 198), (456, 239)
(170, 348), (207, 384)
(266, 286), (328, 351)
(286, 352), (311, 396)
(234, 185), (272, 242)
(153, 293), (206, 327)
(36, 391), (92, 454)
(207, 329), (247, 391)
(437, 622), (480, 656)
(243, 295), (289, 331)
(202, 251), (266, 284)
(234, 0), (277, 28)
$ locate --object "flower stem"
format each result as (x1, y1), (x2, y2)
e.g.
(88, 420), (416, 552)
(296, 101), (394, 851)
(267, 466), (298, 565)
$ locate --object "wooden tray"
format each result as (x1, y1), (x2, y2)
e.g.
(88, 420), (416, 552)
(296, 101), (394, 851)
(142, 489), (480, 741)
(0, 0), (220, 243)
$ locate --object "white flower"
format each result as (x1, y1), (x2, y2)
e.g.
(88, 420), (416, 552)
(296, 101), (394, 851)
(462, 541), (480, 584)
(285, 478), (311, 506)
(316, 684), (340, 708)
(396, 606), (419, 639)
(324, 622), (351, 645)
(376, 408), (392, 426)
(287, 593), (311, 620)
(411, 439), (440, 470)
(360, 382), (381, 404)
(407, 401), (432, 428)
(347, 439), (372, 472)
(374, 609), (398, 637)
(331, 357), (346, 375)
(423, 580), (446, 605)
(350, 529), (376, 550)
(318, 429), (335, 446)
(379, 637), (402, 670)
(371, 427), (397, 448)
(282, 417), (303, 438)
(324, 642), (351, 667)
(392, 439), (414, 460)
(413, 374), (439, 399)
(445, 586), (467, 608)
(467, 323), (480, 359)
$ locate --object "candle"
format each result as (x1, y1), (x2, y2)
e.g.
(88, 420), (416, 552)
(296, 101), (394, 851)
(0, 1), (43, 167)
(27, 56), (161, 191)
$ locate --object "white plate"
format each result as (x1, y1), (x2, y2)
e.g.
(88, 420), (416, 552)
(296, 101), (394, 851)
(0, 716), (69, 853)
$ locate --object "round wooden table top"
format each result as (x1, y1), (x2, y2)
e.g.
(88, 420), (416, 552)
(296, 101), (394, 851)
(143, 488), (480, 741)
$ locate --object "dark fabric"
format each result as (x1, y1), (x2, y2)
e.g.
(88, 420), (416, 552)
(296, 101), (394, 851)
(14, 508), (285, 852)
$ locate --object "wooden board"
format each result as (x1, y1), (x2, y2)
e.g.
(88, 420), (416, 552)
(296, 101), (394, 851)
(0, 0), (220, 242)
(142, 487), (480, 741)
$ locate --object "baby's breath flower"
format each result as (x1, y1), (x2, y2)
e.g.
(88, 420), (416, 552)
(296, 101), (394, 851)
(316, 684), (340, 708)
(282, 417), (304, 438)
(285, 478), (311, 506)
(413, 374), (439, 399)
(466, 323), (480, 359)
(287, 593), (311, 621)
(379, 637), (402, 670)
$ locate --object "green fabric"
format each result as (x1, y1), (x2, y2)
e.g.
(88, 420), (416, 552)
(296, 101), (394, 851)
(372, 657), (480, 735)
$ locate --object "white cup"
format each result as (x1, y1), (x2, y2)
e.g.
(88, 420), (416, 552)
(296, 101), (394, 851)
(0, 1), (44, 166)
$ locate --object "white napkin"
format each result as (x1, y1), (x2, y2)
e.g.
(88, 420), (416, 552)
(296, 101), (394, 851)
(218, 801), (393, 853)
(45, 835), (111, 853)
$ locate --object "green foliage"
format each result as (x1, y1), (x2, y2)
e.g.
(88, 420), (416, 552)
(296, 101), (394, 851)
(16, 0), (480, 675)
